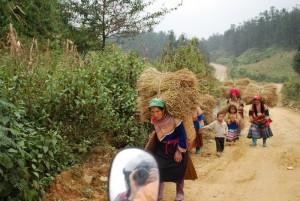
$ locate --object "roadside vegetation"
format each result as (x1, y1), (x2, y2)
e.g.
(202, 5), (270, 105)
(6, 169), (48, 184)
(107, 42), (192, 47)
(0, 1), (299, 200)
(230, 50), (297, 83)
(0, 24), (214, 200)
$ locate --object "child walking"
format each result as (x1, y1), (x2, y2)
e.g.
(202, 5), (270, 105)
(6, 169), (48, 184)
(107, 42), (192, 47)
(225, 104), (242, 145)
(204, 112), (228, 157)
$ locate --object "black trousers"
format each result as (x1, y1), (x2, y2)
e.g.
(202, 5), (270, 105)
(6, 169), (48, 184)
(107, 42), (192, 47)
(215, 137), (225, 152)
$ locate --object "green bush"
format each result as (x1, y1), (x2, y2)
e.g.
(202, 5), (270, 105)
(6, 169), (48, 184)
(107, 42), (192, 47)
(0, 95), (77, 200)
(1, 46), (150, 148)
(0, 45), (152, 200)
(282, 78), (300, 101)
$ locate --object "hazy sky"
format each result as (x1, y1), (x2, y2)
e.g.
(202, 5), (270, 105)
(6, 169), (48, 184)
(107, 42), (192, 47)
(153, 0), (299, 40)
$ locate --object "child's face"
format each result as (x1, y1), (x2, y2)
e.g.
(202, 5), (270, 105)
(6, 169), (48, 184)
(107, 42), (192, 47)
(217, 114), (224, 121)
(230, 107), (237, 113)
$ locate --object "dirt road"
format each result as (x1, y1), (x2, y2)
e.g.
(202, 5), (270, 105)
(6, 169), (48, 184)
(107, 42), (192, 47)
(164, 64), (300, 201)
(211, 63), (228, 82)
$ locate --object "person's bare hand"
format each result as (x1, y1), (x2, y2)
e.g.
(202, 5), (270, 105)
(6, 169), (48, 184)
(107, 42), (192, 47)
(174, 150), (182, 163)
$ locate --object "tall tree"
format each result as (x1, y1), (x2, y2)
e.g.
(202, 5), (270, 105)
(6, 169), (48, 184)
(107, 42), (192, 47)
(64, 0), (182, 50)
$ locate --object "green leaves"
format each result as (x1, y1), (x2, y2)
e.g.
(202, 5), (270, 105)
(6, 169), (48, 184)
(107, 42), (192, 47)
(0, 42), (150, 200)
(65, 0), (182, 50)
(0, 96), (77, 200)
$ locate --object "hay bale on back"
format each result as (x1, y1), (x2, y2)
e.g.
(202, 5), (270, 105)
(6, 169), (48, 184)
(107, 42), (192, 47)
(221, 78), (256, 99)
(224, 80), (235, 88)
(242, 83), (278, 107)
(197, 94), (217, 124)
(136, 67), (216, 142)
(220, 105), (229, 114)
(236, 78), (253, 86)
(220, 86), (231, 99)
(182, 115), (195, 142)
(261, 83), (278, 107)
(136, 68), (167, 97)
(137, 68), (201, 120)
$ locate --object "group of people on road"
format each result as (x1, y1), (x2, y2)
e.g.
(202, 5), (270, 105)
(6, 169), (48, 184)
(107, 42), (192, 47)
(115, 87), (273, 201)
(204, 88), (273, 156)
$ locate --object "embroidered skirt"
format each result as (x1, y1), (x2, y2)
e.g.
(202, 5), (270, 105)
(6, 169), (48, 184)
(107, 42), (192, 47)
(247, 123), (273, 139)
(226, 123), (239, 142)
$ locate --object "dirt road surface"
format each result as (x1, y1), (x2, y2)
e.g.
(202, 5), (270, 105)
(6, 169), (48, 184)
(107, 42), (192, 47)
(163, 64), (300, 201)
(211, 63), (228, 82)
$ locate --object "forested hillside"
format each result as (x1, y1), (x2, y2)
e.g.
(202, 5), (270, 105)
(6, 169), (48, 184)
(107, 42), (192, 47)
(117, 30), (210, 62)
(108, 6), (300, 70)
(205, 6), (300, 57)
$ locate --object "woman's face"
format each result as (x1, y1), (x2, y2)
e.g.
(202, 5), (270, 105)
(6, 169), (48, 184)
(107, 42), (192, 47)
(150, 107), (165, 120)
(253, 99), (260, 105)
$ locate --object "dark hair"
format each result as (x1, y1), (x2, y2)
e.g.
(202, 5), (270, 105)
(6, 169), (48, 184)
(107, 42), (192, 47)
(149, 106), (165, 113)
(228, 104), (237, 114)
(253, 101), (265, 115)
(217, 112), (225, 117)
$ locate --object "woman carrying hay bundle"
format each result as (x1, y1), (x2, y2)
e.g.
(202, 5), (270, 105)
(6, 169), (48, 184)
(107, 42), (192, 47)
(148, 98), (187, 201)
(247, 95), (273, 147)
(225, 105), (242, 145)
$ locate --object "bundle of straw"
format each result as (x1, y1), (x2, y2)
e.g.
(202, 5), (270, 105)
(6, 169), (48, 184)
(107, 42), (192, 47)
(220, 78), (256, 99)
(220, 86), (232, 99)
(197, 94), (217, 124)
(236, 78), (252, 86)
(137, 68), (200, 119)
(137, 67), (215, 142)
(182, 115), (196, 141)
(242, 83), (278, 107)
(224, 80), (235, 88)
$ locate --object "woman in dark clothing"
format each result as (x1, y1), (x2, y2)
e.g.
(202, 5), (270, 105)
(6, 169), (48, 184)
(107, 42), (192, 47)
(149, 98), (187, 201)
